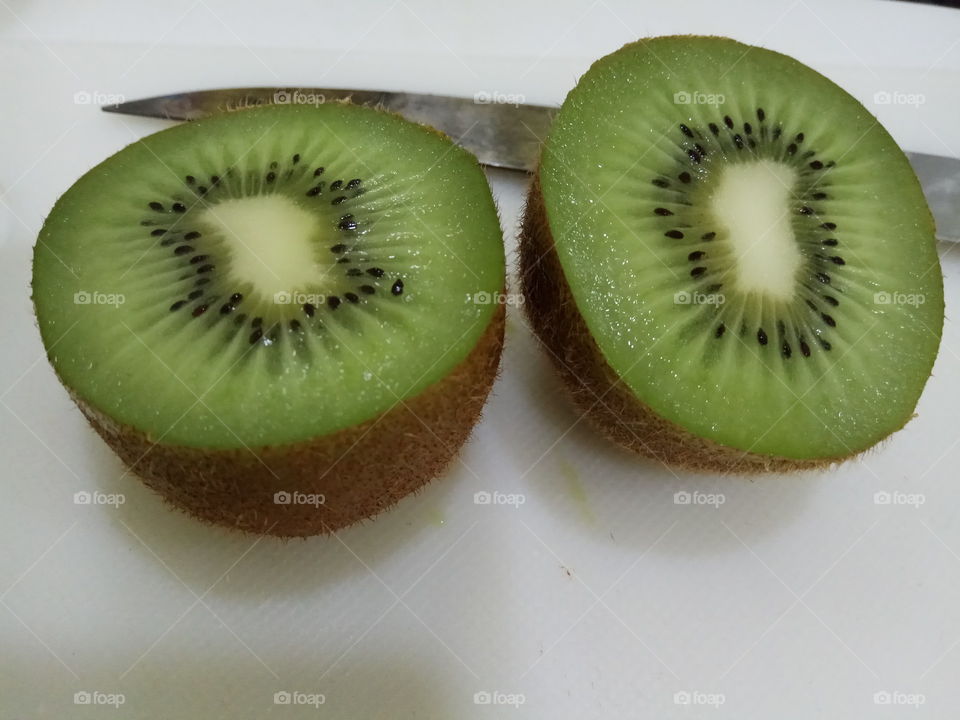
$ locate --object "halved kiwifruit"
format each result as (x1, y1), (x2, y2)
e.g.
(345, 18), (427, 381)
(521, 36), (944, 472)
(33, 103), (505, 535)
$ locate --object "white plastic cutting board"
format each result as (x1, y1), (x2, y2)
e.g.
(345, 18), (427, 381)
(2, 1), (960, 717)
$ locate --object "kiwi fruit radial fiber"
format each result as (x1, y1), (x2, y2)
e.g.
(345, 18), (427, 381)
(33, 103), (505, 536)
(521, 37), (944, 472)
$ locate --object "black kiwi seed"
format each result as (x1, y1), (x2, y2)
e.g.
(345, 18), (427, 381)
(733, 134), (744, 149)
(292, 154), (300, 164)
(266, 171), (277, 183)
(330, 180), (343, 191)
(149, 202), (164, 211)
(679, 123), (693, 138)
(339, 216), (358, 231)
(800, 339), (811, 357)
(823, 295), (839, 306)
(269, 161), (278, 170)
(185, 175), (196, 185)
(702, 231), (716, 241)
(821, 313), (836, 327)
(327, 296), (341, 310)
(744, 122), (753, 135)
(654, 208), (673, 216)
(687, 148), (702, 163)
(174, 245), (193, 255)
(184, 231), (201, 240)
(690, 266), (706, 277)
(708, 123), (719, 135)
(360, 285), (376, 294)
(196, 264), (214, 273)
(219, 303), (235, 315)
(715, 324), (726, 338)
(332, 196), (347, 205)
(172, 203), (187, 213)
(805, 299), (818, 312)
(190, 254), (209, 264)
(819, 337), (832, 351)
(336, 258), (351, 264)
(195, 277), (211, 286)
(188, 289), (203, 300)
(823, 238), (838, 246)
(799, 206), (813, 215)
(787, 143), (798, 155)
(151, 228), (167, 237)
(816, 273), (831, 284)
(773, 127), (782, 140)
(346, 268), (363, 277)
(821, 222), (837, 230)
(330, 244), (348, 254)
(230, 293), (242, 304)
(678, 172), (692, 183)
(367, 267), (384, 278)
(303, 303), (315, 317)
(391, 279), (404, 296)
(812, 192), (828, 200)
(306, 186), (322, 197)
(757, 108), (765, 121)
(290, 319), (302, 331)
(210, 175), (220, 185)
(665, 230), (684, 239)
(652, 178), (670, 188)
(782, 341), (792, 358)
(346, 178), (362, 189)
(810, 160), (823, 170)
(795, 133), (805, 143)
(757, 328), (768, 345)
(192, 304), (208, 317)
(197, 186), (208, 195)
(170, 300), (187, 311)
(830, 256), (845, 265)
(688, 251), (705, 261)
(314, 167), (325, 177)
(723, 115), (734, 129)
(249, 329), (262, 344)
(345, 292), (359, 304)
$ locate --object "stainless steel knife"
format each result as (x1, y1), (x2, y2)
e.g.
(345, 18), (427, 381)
(103, 87), (960, 242)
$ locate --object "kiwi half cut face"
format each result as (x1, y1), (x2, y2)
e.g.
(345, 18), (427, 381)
(522, 36), (944, 472)
(33, 103), (505, 535)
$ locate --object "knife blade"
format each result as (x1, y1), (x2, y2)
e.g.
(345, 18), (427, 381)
(103, 87), (960, 242)
(103, 87), (556, 175)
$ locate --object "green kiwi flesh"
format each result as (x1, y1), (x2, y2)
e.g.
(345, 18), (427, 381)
(33, 103), (505, 535)
(521, 36), (944, 471)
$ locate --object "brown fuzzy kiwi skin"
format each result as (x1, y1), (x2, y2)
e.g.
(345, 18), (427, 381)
(72, 304), (504, 538)
(519, 174), (861, 475)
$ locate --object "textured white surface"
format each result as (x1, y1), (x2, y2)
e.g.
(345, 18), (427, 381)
(2, 1), (960, 717)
